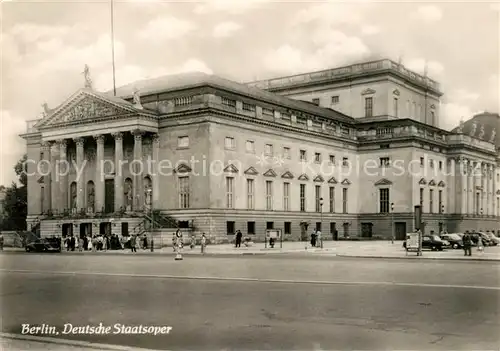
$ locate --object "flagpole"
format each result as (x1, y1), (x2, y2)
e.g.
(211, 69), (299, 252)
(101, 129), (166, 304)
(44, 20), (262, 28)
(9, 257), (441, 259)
(110, 0), (117, 96)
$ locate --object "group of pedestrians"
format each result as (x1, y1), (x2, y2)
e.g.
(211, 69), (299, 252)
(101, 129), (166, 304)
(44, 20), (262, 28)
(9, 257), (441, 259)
(172, 230), (207, 254)
(461, 232), (485, 256)
(310, 229), (322, 248)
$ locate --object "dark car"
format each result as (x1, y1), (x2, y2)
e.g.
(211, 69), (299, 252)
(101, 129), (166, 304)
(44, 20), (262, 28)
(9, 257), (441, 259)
(471, 232), (493, 246)
(402, 235), (446, 251)
(25, 237), (61, 253)
(440, 233), (463, 249)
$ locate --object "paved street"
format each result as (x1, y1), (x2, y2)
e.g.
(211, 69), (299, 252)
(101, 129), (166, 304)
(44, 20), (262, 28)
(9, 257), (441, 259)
(1, 253), (499, 350)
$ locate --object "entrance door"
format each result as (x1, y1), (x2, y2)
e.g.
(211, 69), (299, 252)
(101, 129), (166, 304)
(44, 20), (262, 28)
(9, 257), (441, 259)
(438, 222), (443, 234)
(343, 223), (349, 238)
(395, 222), (407, 240)
(330, 222), (337, 240)
(121, 222), (129, 236)
(62, 223), (73, 237)
(104, 179), (115, 213)
(361, 223), (373, 238)
(79, 223), (92, 239)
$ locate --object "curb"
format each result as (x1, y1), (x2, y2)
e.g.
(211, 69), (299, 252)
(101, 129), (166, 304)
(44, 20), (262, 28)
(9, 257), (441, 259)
(336, 254), (500, 262)
(0, 333), (161, 351)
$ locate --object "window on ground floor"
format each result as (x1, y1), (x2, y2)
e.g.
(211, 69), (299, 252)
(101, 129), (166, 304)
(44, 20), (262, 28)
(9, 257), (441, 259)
(284, 222), (291, 235)
(226, 221), (235, 235)
(247, 221), (255, 235)
(266, 222), (274, 230)
(316, 222), (322, 232)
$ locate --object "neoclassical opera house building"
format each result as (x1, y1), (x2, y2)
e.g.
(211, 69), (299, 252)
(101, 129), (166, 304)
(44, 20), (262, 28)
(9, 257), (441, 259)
(21, 59), (500, 244)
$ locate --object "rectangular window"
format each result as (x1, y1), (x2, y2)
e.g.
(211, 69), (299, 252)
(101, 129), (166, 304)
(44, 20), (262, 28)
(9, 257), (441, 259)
(314, 152), (321, 163)
(342, 188), (348, 213)
(342, 157), (349, 167)
(312, 98), (320, 105)
(429, 159), (434, 168)
(331, 96), (339, 104)
(247, 179), (254, 210)
(315, 185), (321, 212)
(177, 136), (189, 148)
(225, 137), (235, 150)
(300, 184), (306, 212)
(283, 147), (291, 159)
(245, 140), (255, 153)
(266, 180), (273, 210)
(420, 188), (424, 210)
(393, 97), (398, 117)
(364, 97), (373, 117)
(379, 157), (390, 167)
(179, 176), (190, 209)
(329, 186), (335, 213)
(226, 177), (234, 209)
(264, 144), (273, 156)
(247, 221), (255, 235)
(266, 222), (274, 230)
(439, 161), (443, 170)
(300, 149), (307, 161)
(40, 151), (44, 161)
(379, 188), (390, 213)
(284, 222), (291, 235)
(438, 190), (443, 213)
(226, 221), (235, 235)
(283, 182), (290, 211)
(430, 111), (435, 125)
(41, 186), (44, 212)
(420, 157), (424, 166)
(329, 155), (335, 165)
(242, 102), (255, 112)
(429, 189), (434, 214)
(221, 97), (236, 107)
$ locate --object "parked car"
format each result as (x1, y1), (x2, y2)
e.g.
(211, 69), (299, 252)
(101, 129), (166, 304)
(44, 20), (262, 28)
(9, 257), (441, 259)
(403, 235), (446, 251)
(474, 232), (494, 246)
(440, 233), (463, 249)
(483, 232), (500, 246)
(25, 237), (61, 253)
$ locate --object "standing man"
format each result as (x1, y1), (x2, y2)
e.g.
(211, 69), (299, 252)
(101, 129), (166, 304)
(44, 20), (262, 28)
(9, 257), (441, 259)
(235, 230), (243, 248)
(316, 228), (322, 248)
(463, 231), (472, 256)
(201, 233), (207, 254)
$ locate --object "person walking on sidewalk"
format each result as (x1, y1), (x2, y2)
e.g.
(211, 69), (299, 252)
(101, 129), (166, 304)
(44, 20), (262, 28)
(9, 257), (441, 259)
(235, 230), (243, 248)
(130, 235), (137, 253)
(477, 236), (484, 254)
(463, 232), (472, 256)
(201, 233), (207, 254)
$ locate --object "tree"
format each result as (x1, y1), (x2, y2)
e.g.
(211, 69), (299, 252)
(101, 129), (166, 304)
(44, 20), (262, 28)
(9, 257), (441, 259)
(1, 154), (28, 230)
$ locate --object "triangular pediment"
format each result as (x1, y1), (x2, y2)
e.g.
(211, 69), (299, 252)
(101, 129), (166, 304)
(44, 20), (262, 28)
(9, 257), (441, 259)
(438, 181), (445, 187)
(392, 89), (400, 96)
(244, 167), (259, 175)
(328, 177), (338, 184)
(281, 171), (294, 179)
(374, 178), (392, 186)
(361, 88), (376, 95)
(174, 163), (192, 174)
(313, 175), (324, 182)
(263, 169), (277, 177)
(428, 179), (436, 186)
(341, 179), (351, 185)
(37, 176), (44, 184)
(298, 174), (309, 181)
(36, 89), (143, 128)
(224, 164), (239, 173)
(419, 178), (427, 185)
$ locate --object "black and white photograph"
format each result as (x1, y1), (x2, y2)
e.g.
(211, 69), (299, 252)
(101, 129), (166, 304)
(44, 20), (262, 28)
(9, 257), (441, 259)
(1, 0), (499, 350)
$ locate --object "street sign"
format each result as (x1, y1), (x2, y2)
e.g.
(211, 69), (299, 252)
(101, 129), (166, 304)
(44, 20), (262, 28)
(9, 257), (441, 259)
(266, 229), (281, 239)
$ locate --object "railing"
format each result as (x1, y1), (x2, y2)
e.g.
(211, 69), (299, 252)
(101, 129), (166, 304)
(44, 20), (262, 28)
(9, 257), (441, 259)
(247, 59), (440, 92)
(446, 134), (496, 152)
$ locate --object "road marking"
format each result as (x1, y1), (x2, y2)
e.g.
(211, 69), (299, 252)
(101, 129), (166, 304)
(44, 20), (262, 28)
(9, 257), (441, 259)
(1, 268), (500, 291)
(0, 332), (163, 351)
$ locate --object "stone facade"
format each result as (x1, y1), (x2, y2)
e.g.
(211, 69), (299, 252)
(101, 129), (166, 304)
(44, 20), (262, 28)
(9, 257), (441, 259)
(20, 59), (500, 243)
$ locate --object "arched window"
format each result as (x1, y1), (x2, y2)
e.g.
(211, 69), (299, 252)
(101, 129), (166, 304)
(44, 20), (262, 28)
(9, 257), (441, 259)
(86, 181), (95, 211)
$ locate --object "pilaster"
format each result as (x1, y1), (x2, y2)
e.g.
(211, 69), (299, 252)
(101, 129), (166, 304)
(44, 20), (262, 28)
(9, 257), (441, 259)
(94, 135), (105, 212)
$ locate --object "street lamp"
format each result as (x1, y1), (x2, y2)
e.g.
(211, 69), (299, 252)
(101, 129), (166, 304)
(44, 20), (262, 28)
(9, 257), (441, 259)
(441, 204), (445, 233)
(146, 188), (154, 252)
(390, 202), (395, 244)
(319, 197), (324, 248)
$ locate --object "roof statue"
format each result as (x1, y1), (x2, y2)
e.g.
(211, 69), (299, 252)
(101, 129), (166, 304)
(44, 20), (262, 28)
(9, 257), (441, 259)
(478, 124), (485, 140)
(41, 102), (51, 117)
(83, 64), (92, 89)
(469, 121), (477, 137)
(133, 87), (143, 109)
(489, 128), (496, 143)
(456, 119), (465, 134)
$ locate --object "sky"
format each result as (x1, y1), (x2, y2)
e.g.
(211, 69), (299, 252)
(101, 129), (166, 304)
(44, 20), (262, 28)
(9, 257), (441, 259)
(1, 0), (499, 186)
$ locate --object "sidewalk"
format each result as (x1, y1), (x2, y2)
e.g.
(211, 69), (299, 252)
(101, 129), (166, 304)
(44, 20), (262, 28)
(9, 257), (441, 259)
(3, 241), (500, 261)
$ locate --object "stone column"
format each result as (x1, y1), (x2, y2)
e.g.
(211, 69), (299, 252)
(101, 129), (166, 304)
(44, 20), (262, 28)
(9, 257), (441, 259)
(490, 165), (495, 216)
(58, 139), (68, 212)
(467, 160), (473, 214)
(41, 142), (52, 213)
(459, 158), (467, 215)
(94, 135), (105, 213)
(132, 130), (144, 211)
(152, 134), (160, 207)
(112, 132), (124, 211)
(74, 137), (85, 212)
(50, 143), (59, 213)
